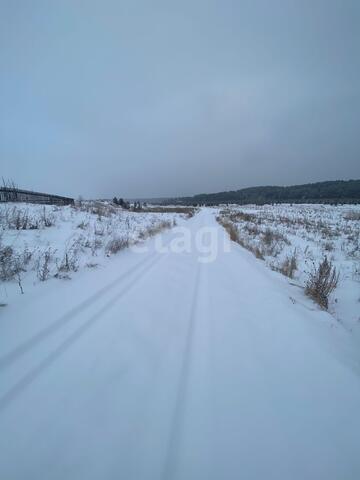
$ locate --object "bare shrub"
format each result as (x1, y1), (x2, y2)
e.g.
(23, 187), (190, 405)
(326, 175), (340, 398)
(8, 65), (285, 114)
(86, 262), (98, 269)
(77, 220), (88, 230)
(105, 236), (129, 255)
(278, 252), (297, 278)
(352, 263), (360, 282)
(263, 228), (275, 247)
(252, 246), (264, 260)
(323, 241), (334, 252)
(41, 207), (55, 227)
(217, 216), (264, 259)
(36, 249), (52, 281)
(320, 225), (338, 239)
(139, 206), (196, 217)
(90, 237), (103, 255)
(0, 245), (31, 281)
(0, 246), (18, 280)
(344, 211), (360, 221)
(305, 257), (339, 309)
(94, 223), (105, 236)
(216, 217), (239, 242)
(227, 211), (257, 223)
(263, 228), (290, 246)
(258, 235), (277, 257)
(16, 272), (24, 294)
(75, 201), (117, 218)
(0, 205), (57, 230)
(8, 207), (34, 230)
(57, 248), (79, 274)
(146, 220), (172, 237)
(244, 224), (260, 236)
(15, 209), (29, 229)
(138, 230), (149, 241)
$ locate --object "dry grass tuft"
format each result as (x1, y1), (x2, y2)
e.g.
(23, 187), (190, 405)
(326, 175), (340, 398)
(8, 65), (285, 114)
(216, 217), (239, 242)
(305, 257), (339, 309)
(278, 252), (297, 278)
(105, 237), (130, 255)
(139, 206), (197, 218)
(344, 211), (360, 221)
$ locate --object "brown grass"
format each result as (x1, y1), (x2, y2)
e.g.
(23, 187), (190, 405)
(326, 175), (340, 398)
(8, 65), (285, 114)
(217, 216), (265, 259)
(277, 252), (297, 278)
(344, 211), (360, 221)
(216, 216), (239, 242)
(305, 257), (339, 309)
(105, 237), (130, 255)
(138, 206), (197, 218)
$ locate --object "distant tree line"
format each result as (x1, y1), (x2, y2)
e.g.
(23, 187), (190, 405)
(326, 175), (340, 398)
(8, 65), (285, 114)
(171, 180), (360, 206)
(112, 197), (129, 208)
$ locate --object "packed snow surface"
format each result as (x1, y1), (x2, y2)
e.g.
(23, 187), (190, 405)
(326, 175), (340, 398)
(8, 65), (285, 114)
(0, 208), (360, 479)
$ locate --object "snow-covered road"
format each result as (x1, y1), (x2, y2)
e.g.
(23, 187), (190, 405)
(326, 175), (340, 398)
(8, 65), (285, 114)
(1, 209), (360, 479)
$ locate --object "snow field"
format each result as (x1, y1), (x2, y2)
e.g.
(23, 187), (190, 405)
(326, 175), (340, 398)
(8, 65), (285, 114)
(217, 203), (360, 329)
(0, 201), (182, 303)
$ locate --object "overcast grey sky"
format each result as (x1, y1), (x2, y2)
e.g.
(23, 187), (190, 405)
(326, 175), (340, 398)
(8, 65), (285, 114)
(1, 0), (359, 198)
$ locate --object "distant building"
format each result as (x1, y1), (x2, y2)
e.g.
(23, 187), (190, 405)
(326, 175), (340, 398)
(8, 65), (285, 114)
(0, 187), (74, 205)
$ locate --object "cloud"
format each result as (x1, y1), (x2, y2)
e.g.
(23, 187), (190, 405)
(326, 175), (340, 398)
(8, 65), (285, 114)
(1, 0), (359, 198)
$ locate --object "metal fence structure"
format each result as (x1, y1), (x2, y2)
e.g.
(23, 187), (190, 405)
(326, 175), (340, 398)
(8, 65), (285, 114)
(0, 187), (74, 205)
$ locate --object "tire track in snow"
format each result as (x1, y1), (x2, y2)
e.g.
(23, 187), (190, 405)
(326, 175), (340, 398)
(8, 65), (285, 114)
(161, 262), (203, 480)
(0, 251), (162, 371)
(0, 252), (169, 412)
